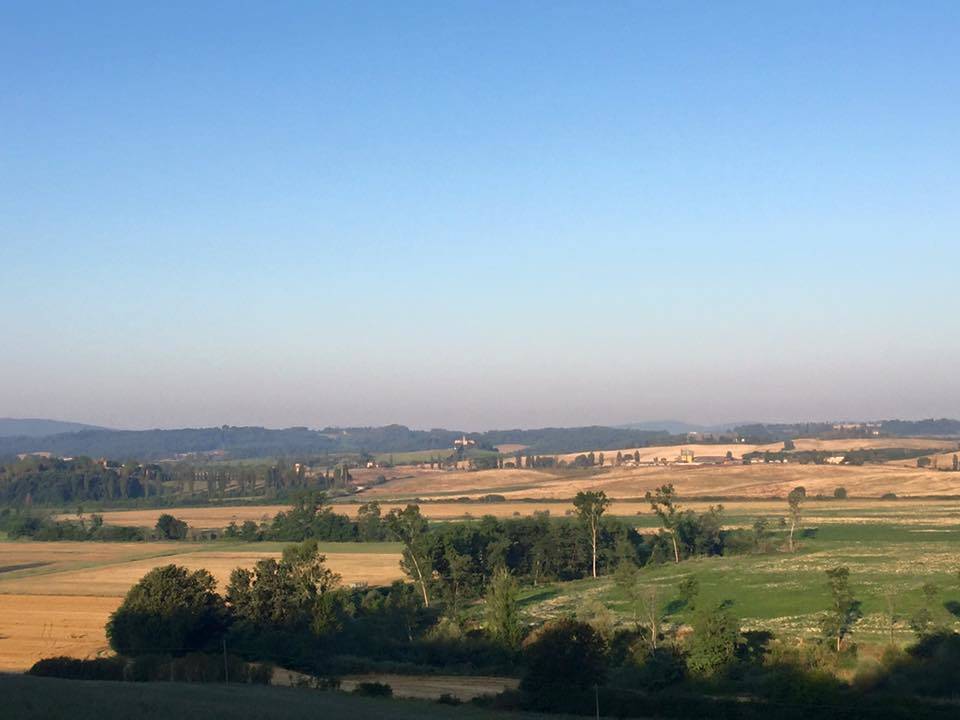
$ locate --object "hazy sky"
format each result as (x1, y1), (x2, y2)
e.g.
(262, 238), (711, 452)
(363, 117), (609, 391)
(2, 2), (958, 430)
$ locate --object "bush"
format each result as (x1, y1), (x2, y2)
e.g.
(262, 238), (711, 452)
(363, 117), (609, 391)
(353, 681), (393, 697)
(521, 618), (607, 697)
(106, 565), (227, 656)
(28, 656), (125, 681)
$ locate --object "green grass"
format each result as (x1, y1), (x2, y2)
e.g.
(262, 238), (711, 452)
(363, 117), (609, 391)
(517, 519), (960, 646)
(0, 675), (561, 720)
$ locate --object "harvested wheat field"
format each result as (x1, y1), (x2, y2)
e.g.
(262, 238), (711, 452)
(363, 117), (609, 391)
(0, 548), (403, 597)
(354, 462), (960, 501)
(555, 437), (960, 465)
(0, 541), (403, 672)
(0, 594), (119, 672)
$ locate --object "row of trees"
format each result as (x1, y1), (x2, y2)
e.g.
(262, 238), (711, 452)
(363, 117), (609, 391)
(93, 545), (960, 719)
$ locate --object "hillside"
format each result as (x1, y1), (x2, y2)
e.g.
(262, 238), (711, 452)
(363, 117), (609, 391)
(0, 424), (675, 461)
(0, 418), (107, 438)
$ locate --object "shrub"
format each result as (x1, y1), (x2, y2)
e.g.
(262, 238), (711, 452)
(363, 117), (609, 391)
(521, 618), (607, 695)
(28, 656), (125, 681)
(106, 565), (227, 656)
(353, 681), (393, 697)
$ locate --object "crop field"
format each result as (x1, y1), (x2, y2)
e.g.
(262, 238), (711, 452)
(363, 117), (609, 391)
(86, 497), (960, 533)
(353, 460), (960, 501)
(0, 541), (403, 672)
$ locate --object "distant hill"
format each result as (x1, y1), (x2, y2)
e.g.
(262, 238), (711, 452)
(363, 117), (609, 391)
(0, 418), (108, 438)
(2, 418), (955, 462)
(0, 423), (675, 461)
(618, 420), (738, 435)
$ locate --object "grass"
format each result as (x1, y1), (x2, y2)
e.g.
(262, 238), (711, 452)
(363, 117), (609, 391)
(0, 675), (565, 720)
(517, 519), (960, 645)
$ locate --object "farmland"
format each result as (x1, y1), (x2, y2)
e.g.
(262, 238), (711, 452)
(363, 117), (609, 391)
(0, 541), (403, 672)
(7, 435), (960, 705)
(353, 460), (960, 501)
(516, 521), (960, 646)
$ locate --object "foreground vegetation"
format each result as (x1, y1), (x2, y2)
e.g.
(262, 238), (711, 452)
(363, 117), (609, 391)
(0, 674), (567, 720)
(13, 486), (960, 719)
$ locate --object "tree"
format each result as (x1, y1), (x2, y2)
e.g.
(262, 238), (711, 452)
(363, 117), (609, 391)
(783, 439), (796, 451)
(751, 517), (770, 552)
(646, 484), (681, 563)
(227, 539), (340, 634)
(598, 452), (605, 467)
(106, 565), (227, 656)
(155, 513), (188, 540)
(485, 567), (523, 650)
(687, 602), (740, 676)
(521, 618), (607, 695)
(677, 576), (700, 611)
(385, 505), (432, 607)
(909, 582), (940, 638)
(821, 566), (862, 652)
(356, 501), (384, 541)
(614, 564), (663, 649)
(573, 491), (610, 578)
(834, 487), (848, 499)
(787, 487), (804, 552)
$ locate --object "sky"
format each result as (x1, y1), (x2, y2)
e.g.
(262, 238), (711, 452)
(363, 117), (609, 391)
(1, 1), (958, 431)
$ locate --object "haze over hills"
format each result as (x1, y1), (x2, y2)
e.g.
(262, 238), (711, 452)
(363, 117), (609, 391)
(0, 418), (108, 438)
(1, 417), (958, 462)
(618, 420), (740, 435)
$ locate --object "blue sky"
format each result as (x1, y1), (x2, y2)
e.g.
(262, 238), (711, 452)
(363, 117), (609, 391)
(2, 1), (958, 430)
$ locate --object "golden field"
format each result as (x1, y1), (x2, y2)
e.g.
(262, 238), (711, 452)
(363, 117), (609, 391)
(0, 542), (403, 672)
(354, 461), (960, 501)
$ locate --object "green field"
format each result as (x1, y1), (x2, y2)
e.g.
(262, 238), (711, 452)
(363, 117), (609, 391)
(517, 521), (960, 646)
(0, 675), (565, 720)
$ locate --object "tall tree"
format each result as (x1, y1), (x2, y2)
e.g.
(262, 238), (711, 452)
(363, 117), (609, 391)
(573, 490), (610, 578)
(646, 484), (681, 563)
(356, 501), (384, 541)
(485, 567), (523, 650)
(787, 487), (805, 552)
(821, 565), (862, 652)
(385, 505), (432, 607)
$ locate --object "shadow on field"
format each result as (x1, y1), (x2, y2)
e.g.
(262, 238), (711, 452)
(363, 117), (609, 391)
(519, 587), (559, 607)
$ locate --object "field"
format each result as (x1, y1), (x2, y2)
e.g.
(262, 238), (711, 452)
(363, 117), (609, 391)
(0, 541), (402, 672)
(11, 435), (960, 678)
(516, 520), (960, 648)
(355, 459), (960, 501)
